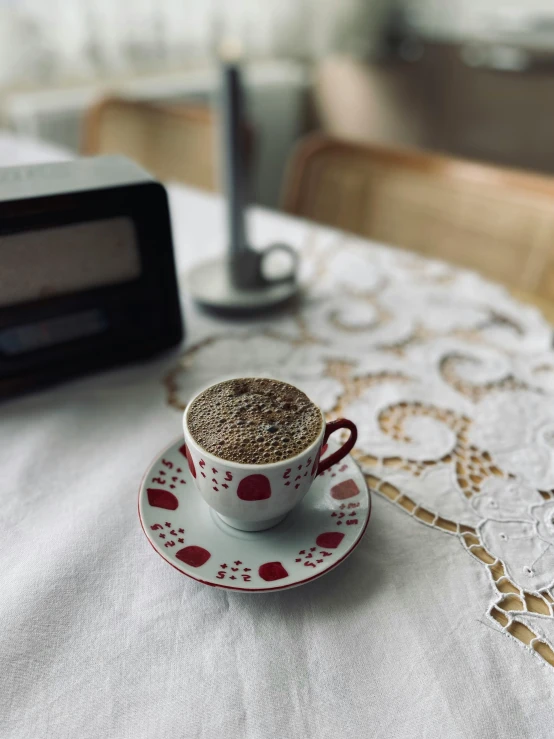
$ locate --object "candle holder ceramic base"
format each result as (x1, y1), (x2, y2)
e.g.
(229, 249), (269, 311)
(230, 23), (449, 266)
(186, 256), (299, 315)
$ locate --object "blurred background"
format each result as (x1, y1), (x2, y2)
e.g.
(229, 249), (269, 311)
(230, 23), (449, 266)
(1, 0), (554, 207)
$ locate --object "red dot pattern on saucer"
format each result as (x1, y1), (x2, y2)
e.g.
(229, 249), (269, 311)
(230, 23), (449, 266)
(147, 488), (179, 510)
(141, 439), (370, 591)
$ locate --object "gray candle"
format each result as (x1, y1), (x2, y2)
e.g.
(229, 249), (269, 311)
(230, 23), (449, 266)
(184, 38), (298, 307)
(220, 40), (248, 258)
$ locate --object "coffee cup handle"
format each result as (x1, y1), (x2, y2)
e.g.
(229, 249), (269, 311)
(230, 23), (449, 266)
(317, 419), (358, 475)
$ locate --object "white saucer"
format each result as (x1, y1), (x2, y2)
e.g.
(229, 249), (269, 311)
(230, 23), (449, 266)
(138, 438), (371, 592)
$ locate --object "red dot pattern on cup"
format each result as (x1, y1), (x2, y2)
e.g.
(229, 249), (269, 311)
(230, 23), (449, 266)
(186, 449), (197, 478)
(237, 474), (272, 501)
(330, 479), (360, 500)
(179, 443), (197, 479)
(147, 488), (179, 510)
(176, 545), (211, 568)
(258, 562), (289, 581)
(312, 443), (328, 475)
(315, 532), (345, 549)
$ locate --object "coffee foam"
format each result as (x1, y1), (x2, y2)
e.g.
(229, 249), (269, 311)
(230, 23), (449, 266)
(187, 378), (322, 464)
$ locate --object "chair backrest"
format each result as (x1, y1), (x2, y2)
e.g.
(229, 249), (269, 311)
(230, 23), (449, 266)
(82, 97), (218, 191)
(282, 134), (554, 304)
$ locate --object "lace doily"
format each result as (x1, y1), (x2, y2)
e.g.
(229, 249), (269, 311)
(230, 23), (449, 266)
(164, 233), (554, 669)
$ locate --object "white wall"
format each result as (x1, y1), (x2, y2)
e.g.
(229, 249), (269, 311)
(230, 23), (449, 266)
(0, 0), (392, 88)
(1, 0), (551, 89)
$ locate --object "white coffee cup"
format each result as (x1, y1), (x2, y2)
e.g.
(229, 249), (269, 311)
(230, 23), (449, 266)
(182, 379), (357, 531)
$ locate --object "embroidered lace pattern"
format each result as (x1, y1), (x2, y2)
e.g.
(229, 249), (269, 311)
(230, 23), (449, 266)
(164, 233), (554, 668)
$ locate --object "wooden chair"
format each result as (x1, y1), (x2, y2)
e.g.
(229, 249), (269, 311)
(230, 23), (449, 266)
(82, 97), (219, 191)
(282, 134), (554, 320)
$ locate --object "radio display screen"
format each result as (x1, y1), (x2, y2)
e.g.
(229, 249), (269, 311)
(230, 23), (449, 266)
(0, 216), (141, 307)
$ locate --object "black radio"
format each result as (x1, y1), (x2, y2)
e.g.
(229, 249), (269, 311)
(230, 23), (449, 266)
(0, 155), (183, 398)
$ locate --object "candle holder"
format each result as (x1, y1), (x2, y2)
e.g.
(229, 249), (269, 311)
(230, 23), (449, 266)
(186, 47), (300, 315)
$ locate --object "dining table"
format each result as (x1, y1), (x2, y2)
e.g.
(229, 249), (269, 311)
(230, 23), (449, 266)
(2, 135), (554, 739)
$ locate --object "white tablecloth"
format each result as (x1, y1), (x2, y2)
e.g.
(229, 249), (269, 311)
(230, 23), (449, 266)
(2, 142), (554, 738)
